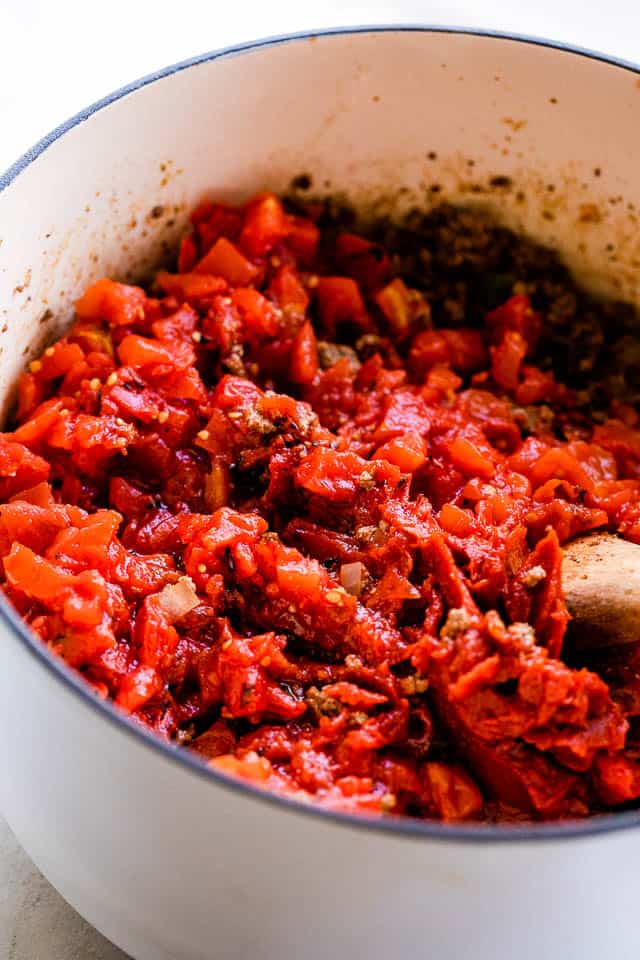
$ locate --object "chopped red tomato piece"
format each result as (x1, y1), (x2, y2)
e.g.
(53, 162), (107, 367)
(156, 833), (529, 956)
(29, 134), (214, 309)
(315, 277), (369, 337)
(239, 193), (289, 257)
(373, 433), (427, 472)
(409, 328), (487, 378)
(194, 237), (259, 286)
(336, 232), (391, 292)
(75, 279), (146, 328)
(156, 271), (227, 300)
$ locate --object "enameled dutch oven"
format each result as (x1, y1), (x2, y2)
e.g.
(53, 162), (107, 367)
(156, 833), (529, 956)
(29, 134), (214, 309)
(2, 27), (640, 960)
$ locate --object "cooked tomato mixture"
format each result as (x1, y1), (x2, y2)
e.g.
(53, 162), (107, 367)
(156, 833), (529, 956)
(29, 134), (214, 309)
(5, 191), (640, 822)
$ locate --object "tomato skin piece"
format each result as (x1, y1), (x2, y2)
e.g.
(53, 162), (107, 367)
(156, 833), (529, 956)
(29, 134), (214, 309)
(322, 682), (388, 709)
(12, 399), (65, 448)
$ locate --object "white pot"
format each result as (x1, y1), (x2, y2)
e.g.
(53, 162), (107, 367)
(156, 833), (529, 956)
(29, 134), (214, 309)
(1, 27), (640, 960)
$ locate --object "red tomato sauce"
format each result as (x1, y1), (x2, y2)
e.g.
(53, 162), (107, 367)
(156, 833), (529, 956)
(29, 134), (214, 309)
(3, 191), (640, 821)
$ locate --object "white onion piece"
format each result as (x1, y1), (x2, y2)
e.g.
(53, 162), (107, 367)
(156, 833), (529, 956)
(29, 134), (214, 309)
(340, 562), (365, 597)
(157, 576), (200, 621)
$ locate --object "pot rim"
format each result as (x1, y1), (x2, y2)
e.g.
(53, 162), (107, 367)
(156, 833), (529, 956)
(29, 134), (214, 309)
(2, 23), (640, 844)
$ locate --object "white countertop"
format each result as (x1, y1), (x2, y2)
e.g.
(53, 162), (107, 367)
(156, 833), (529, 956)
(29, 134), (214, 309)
(1, 1), (638, 957)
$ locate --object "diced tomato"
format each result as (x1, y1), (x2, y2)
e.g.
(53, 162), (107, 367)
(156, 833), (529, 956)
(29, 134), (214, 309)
(289, 321), (319, 384)
(177, 233), (198, 273)
(335, 232), (391, 292)
(68, 321), (114, 358)
(423, 762), (483, 820)
(117, 334), (195, 370)
(375, 278), (430, 340)
(75, 279), (146, 328)
(15, 373), (47, 423)
(447, 436), (495, 479)
(285, 216), (319, 266)
(491, 330), (527, 391)
(486, 294), (542, 351)
(156, 271), (227, 300)
(439, 502), (476, 537)
(36, 342), (85, 381)
(373, 433), (427, 472)
(231, 288), (280, 338)
(191, 202), (244, 253)
(194, 237), (258, 286)
(0, 437), (50, 499)
(409, 328), (487, 378)
(269, 265), (309, 315)
(315, 277), (369, 336)
(239, 193), (289, 257)
(528, 448), (595, 494)
(296, 448), (391, 502)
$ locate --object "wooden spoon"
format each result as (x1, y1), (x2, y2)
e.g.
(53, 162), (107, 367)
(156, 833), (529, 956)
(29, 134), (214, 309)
(563, 532), (640, 648)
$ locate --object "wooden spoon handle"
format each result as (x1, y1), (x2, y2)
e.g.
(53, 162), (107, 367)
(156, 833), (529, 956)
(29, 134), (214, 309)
(562, 532), (640, 648)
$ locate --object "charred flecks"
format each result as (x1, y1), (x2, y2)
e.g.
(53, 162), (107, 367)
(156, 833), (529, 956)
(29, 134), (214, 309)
(314, 200), (639, 407)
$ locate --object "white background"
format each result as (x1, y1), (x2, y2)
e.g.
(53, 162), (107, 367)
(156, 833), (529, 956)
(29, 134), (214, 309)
(1, 1), (639, 957)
